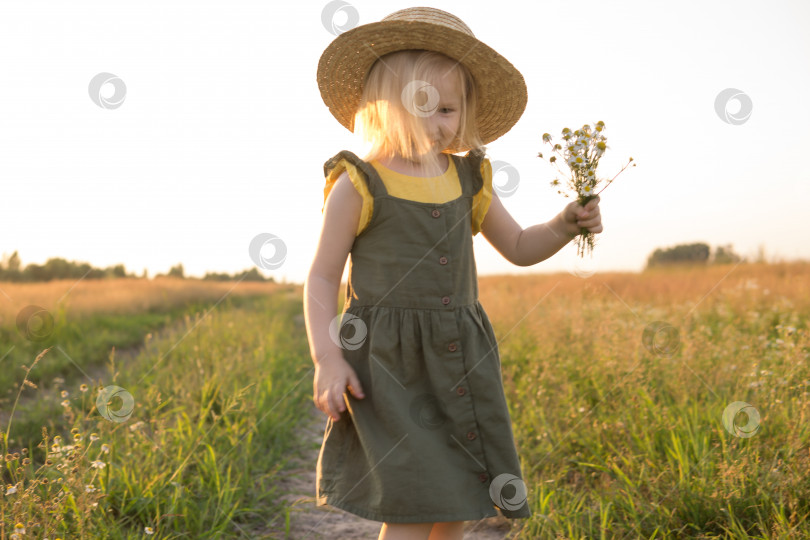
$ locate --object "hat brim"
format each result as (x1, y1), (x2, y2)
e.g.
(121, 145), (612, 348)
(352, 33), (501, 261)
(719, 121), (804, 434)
(317, 20), (527, 154)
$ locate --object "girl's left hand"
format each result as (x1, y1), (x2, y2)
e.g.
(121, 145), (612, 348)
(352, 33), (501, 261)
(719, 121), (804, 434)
(563, 195), (603, 237)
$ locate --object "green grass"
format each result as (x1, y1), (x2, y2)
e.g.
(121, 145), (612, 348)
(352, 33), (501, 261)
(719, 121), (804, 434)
(3, 265), (810, 538)
(2, 290), (311, 538)
(497, 289), (810, 538)
(1, 294), (270, 448)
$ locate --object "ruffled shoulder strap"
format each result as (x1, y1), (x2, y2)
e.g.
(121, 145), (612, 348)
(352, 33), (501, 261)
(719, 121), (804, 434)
(323, 150), (387, 198)
(451, 147), (486, 196)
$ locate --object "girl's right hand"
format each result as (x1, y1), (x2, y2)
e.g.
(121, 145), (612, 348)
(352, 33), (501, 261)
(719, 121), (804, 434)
(313, 355), (365, 421)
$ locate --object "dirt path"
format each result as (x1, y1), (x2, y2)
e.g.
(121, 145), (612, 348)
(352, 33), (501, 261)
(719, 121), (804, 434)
(267, 400), (524, 540)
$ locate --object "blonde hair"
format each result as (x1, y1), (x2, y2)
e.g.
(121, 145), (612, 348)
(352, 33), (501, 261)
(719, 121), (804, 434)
(353, 50), (483, 173)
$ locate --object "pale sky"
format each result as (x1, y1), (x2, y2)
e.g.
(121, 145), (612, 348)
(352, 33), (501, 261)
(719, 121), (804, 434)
(2, 0), (809, 285)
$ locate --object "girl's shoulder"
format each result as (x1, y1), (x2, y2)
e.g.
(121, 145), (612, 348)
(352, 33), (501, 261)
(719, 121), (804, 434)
(322, 152), (373, 215)
(324, 150), (371, 179)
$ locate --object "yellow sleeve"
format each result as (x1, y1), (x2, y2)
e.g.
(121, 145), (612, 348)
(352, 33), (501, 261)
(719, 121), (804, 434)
(471, 158), (493, 236)
(322, 159), (373, 236)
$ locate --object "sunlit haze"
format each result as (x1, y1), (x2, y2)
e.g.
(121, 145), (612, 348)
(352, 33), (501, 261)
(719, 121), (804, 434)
(2, 0), (809, 284)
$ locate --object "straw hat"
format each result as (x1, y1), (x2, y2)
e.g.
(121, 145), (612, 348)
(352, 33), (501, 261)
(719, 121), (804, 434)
(317, 6), (527, 153)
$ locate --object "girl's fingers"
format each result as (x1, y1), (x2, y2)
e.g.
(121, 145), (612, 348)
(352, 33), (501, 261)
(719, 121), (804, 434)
(315, 390), (334, 416)
(326, 389), (338, 420)
(331, 384), (346, 420)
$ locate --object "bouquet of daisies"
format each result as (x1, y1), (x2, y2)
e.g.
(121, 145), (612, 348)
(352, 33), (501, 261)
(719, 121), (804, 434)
(538, 121), (635, 257)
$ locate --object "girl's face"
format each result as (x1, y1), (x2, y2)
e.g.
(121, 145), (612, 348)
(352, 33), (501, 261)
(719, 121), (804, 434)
(423, 70), (462, 153)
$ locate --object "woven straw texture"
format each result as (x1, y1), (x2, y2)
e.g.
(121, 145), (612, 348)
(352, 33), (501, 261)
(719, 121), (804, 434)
(317, 7), (527, 153)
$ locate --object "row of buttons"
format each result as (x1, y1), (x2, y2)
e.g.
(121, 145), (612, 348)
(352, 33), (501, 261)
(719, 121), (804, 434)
(433, 208), (451, 305)
(432, 206), (486, 482)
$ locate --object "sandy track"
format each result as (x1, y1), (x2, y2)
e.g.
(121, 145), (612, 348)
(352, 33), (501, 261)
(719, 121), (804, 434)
(267, 400), (523, 540)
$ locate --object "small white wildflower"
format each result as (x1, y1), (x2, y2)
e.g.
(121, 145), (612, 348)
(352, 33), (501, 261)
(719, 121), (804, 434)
(91, 460), (106, 469)
(5, 484), (17, 495)
(568, 155), (586, 167)
(580, 184), (595, 197)
(145, 526), (154, 535)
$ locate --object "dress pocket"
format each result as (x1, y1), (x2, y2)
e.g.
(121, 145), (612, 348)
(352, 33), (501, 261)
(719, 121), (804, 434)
(318, 416), (352, 482)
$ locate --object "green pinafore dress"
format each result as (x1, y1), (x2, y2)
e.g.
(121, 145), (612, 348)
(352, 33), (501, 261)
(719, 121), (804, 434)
(315, 149), (532, 523)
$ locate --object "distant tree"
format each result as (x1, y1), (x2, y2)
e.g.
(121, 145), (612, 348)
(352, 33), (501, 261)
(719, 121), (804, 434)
(3, 251), (21, 272)
(646, 242), (710, 269)
(237, 267), (273, 282)
(0, 251), (23, 281)
(109, 264), (128, 278)
(712, 244), (744, 265)
(202, 267), (273, 282)
(168, 263), (185, 279)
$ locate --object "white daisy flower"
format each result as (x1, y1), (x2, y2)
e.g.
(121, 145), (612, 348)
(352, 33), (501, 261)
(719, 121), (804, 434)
(567, 156), (582, 167)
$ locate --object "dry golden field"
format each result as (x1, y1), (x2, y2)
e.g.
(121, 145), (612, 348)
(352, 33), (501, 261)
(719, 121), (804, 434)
(0, 276), (289, 323)
(1, 261), (809, 538)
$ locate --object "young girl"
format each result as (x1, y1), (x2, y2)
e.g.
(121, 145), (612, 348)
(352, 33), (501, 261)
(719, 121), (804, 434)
(305, 7), (602, 540)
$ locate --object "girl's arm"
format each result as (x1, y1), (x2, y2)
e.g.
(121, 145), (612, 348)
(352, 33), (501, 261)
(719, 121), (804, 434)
(304, 171), (362, 365)
(480, 192), (602, 266)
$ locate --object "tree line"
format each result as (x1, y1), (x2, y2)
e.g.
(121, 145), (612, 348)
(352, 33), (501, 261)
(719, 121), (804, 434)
(0, 243), (750, 282)
(0, 251), (273, 283)
(645, 243), (745, 269)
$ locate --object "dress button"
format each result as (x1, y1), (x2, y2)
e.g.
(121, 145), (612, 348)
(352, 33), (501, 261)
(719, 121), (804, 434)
(448, 342), (457, 352)
(439, 256), (448, 265)
(441, 296), (451, 305)
(478, 472), (489, 483)
(466, 431), (477, 440)
(456, 386), (466, 396)
(431, 209), (441, 218)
